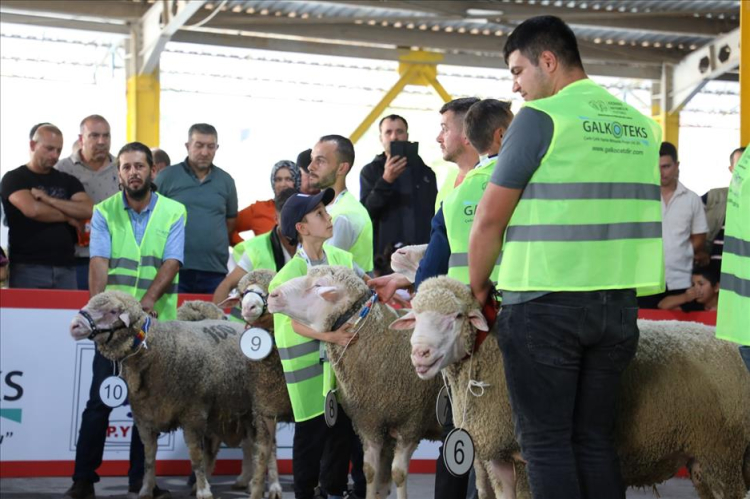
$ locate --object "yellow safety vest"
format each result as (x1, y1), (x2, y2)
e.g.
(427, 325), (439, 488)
(228, 231), (278, 324)
(327, 190), (374, 272)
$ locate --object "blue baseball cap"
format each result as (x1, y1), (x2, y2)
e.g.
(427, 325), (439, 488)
(280, 188), (335, 241)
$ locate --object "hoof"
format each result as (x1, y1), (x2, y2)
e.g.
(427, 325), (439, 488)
(268, 483), (283, 499)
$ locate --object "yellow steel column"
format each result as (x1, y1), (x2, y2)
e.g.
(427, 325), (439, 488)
(651, 67), (680, 148)
(349, 50), (452, 144)
(741, 0), (750, 146)
(126, 71), (160, 146)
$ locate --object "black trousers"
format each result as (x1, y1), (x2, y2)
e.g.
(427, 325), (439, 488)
(72, 349), (144, 486)
(434, 402), (470, 499)
(293, 405), (354, 499)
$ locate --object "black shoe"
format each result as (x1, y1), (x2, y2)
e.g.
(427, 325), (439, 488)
(63, 481), (95, 499)
(344, 490), (365, 499)
(128, 482), (172, 499)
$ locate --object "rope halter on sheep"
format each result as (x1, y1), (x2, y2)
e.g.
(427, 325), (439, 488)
(241, 288), (269, 317)
(78, 309), (124, 344)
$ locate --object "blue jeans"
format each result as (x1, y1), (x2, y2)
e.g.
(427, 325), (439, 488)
(73, 349), (144, 486)
(178, 269), (226, 294)
(9, 263), (76, 289)
(495, 290), (639, 499)
(75, 257), (90, 291)
(740, 346), (750, 372)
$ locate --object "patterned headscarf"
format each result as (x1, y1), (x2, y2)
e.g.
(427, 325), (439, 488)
(270, 159), (301, 192)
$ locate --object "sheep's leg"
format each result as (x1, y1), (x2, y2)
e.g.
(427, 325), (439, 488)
(232, 436), (255, 490)
(689, 457), (748, 499)
(248, 417), (274, 499)
(391, 438), (418, 499)
(204, 436), (222, 484)
(375, 439), (395, 499)
(265, 419), (283, 499)
(137, 425), (159, 499)
(184, 429), (213, 499)
(362, 439), (383, 499)
(473, 460), (492, 499)
(485, 459), (517, 499)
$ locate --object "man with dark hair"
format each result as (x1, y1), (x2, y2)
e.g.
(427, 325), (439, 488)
(637, 141), (709, 308)
(151, 148), (171, 174)
(1, 124), (93, 289)
(156, 123), (238, 294)
(296, 148), (320, 195)
(360, 114), (436, 271)
(702, 146), (746, 261)
(469, 16), (664, 498)
(65, 142), (185, 499)
(56, 115), (120, 290)
(307, 134), (373, 273)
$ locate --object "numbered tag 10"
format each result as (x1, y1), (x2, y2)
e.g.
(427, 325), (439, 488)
(99, 376), (128, 408)
(240, 328), (273, 361)
(436, 385), (451, 427)
(443, 428), (474, 477)
(324, 390), (338, 428)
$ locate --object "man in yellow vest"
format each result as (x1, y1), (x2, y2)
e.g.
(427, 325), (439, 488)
(65, 143), (185, 499)
(716, 147), (750, 372)
(307, 134), (374, 273)
(469, 16), (663, 499)
(212, 187), (298, 324)
(268, 189), (361, 499)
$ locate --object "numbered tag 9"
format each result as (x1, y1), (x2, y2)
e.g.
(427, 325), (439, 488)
(324, 390), (338, 428)
(99, 376), (128, 408)
(240, 328), (273, 360)
(443, 428), (474, 477)
(436, 385), (451, 427)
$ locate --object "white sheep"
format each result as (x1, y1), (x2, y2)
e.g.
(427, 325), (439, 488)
(395, 276), (750, 499)
(267, 265), (443, 499)
(390, 244), (427, 283)
(71, 291), (258, 499)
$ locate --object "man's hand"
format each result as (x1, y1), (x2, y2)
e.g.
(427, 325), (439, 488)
(66, 216), (86, 233)
(368, 272), (411, 303)
(30, 188), (49, 203)
(472, 281), (493, 309)
(382, 155), (408, 184)
(140, 296), (158, 318)
(328, 323), (357, 347)
(694, 250), (710, 267)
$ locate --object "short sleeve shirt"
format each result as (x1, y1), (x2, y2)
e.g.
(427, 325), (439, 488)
(662, 182), (709, 289)
(0, 165), (85, 265)
(155, 160), (238, 274)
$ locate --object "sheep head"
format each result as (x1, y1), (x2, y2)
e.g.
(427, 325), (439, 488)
(267, 265), (368, 332)
(391, 276), (488, 380)
(70, 290), (148, 361)
(390, 244), (427, 283)
(219, 269), (276, 325)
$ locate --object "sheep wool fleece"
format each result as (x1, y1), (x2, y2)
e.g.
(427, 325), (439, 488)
(269, 245), (353, 422)
(95, 192), (187, 320)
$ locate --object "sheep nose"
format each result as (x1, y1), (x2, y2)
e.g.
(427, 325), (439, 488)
(411, 345), (433, 359)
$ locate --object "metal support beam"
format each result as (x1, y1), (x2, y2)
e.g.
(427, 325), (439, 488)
(741, 0), (750, 146)
(670, 27), (740, 113)
(349, 51), (452, 144)
(125, 0), (206, 145)
(651, 66), (680, 148)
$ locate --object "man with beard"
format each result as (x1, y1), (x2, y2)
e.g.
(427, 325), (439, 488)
(56, 115), (120, 290)
(307, 134), (373, 273)
(0, 123), (93, 289)
(156, 123), (238, 294)
(64, 142), (185, 499)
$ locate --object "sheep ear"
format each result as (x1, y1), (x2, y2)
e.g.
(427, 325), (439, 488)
(390, 311), (416, 330)
(468, 309), (489, 332)
(119, 312), (131, 327)
(316, 286), (339, 302)
(218, 289), (241, 308)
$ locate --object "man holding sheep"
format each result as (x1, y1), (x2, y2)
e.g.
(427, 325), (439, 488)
(65, 142), (186, 499)
(469, 16), (663, 499)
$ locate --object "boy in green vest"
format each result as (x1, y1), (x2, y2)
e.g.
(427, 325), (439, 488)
(268, 189), (358, 499)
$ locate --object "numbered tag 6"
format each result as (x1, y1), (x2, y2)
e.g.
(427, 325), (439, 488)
(436, 385), (451, 427)
(324, 390), (338, 428)
(100, 376), (128, 408)
(240, 328), (273, 360)
(443, 428), (474, 477)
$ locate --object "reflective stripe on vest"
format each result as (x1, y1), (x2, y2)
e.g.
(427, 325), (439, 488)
(269, 245), (353, 422)
(717, 148), (750, 344)
(327, 191), (374, 272)
(496, 79), (664, 296)
(444, 159), (500, 284)
(95, 192), (187, 321)
(228, 232), (277, 325)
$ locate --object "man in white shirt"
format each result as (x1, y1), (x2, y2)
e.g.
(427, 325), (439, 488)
(639, 141), (709, 308)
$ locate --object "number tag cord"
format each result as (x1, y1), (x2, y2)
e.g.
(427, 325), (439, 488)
(118, 316), (152, 372)
(440, 350), (490, 430)
(330, 292), (377, 368)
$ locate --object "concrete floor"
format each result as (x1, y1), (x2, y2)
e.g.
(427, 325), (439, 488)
(0, 475), (701, 499)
